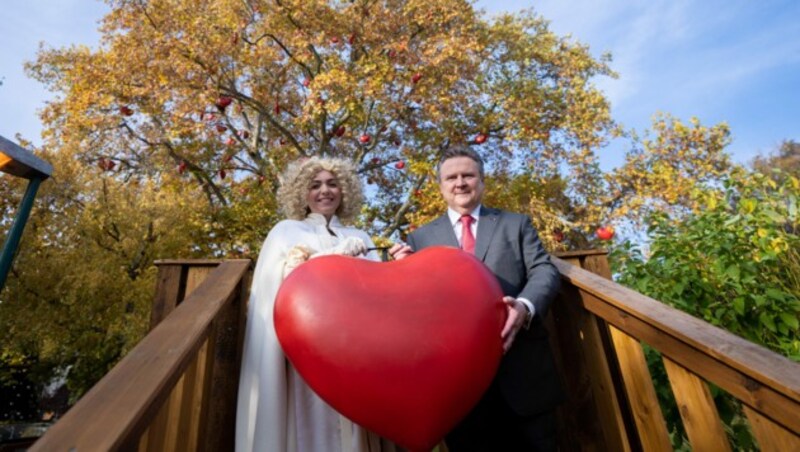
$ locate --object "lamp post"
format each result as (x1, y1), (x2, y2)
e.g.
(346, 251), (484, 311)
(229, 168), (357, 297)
(0, 135), (53, 293)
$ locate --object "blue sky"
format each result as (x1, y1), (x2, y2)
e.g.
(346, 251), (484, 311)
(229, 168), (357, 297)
(1, 1), (798, 171)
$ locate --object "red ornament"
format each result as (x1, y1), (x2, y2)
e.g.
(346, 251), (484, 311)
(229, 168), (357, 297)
(359, 134), (371, 144)
(119, 106), (134, 117)
(334, 125), (346, 137)
(553, 230), (564, 243)
(215, 96), (233, 110)
(474, 133), (488, 144)
(275, 247), (505, 451)
(330, 36), (340, 44)
(178, 161), (188, 174)
(411, 72), (422, 84)
(302, 78), (311, 87)
(216, 123), (228, 133)
(273, 102), (281, 115)
(596, 226), (614, 241)
(219, 169), (227, 180)
(348, 33), (357, 45)
(394, 161), (405, 170)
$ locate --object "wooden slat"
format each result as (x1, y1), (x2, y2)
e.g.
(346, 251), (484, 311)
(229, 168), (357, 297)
(177, 339), (209, 452)
(30, 260), (251, 451)
(554, 258), (800, 434)
(608, 326), (672, 451)
(137, 427), (149, 451)
(744, 405), (800, 452)
(147, 374), (185, 451)
(549, 284), (633, 451)
(186, 266), (215, 295)
(150, 264), (185, 329)
(663, 357), (731, 452)
(199, 269), (251, 451)
(578, 288), (800, 435)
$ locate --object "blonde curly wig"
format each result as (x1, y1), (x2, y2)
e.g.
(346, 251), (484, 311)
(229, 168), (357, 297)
(277, 156), (364, 223)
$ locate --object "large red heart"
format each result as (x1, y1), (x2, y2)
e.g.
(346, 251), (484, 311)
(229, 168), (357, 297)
(274, 246), (506, 451)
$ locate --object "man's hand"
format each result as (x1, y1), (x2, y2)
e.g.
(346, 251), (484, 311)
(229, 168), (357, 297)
(388, 242), (414, 260)
(500, 296), (527, 353)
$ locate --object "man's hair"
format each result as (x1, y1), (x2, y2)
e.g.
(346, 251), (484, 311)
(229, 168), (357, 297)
(437, 145), (485, 181)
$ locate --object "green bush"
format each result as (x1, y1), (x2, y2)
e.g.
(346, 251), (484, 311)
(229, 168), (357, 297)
(611, 169), (800, 449)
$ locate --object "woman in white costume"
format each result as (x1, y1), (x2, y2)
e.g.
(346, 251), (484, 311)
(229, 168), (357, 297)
(236, 157), (399, 452)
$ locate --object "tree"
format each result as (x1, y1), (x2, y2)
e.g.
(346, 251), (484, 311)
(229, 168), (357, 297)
(25, 0), (621, 242)
(6, 0), (750, 405)
(752, 139), (800, 181)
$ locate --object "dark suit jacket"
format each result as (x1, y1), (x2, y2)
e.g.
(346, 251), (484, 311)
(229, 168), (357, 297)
(407, 206), (564, 416)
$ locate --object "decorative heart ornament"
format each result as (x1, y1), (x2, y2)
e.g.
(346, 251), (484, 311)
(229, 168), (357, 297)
(274, 246), (506, 451)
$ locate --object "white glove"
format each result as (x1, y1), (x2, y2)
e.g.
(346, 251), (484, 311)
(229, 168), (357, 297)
(283, 244), (313, 277)
(311, 237), (368, 258)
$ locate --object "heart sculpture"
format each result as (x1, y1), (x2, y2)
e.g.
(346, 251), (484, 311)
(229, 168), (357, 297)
(274, 246), (506, 451)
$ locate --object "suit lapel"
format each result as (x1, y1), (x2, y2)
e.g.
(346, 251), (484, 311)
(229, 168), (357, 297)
(431, 214), (459, 248)
(475, 207), (499, 261)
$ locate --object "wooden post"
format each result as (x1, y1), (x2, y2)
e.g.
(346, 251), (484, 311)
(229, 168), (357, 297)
(550, 250), (639, 452)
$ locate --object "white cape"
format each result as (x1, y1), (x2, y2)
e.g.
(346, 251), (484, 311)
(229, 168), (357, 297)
(235, 213), (398, 452)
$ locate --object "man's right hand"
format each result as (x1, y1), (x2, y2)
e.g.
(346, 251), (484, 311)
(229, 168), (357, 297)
(388, 243), (414, 260)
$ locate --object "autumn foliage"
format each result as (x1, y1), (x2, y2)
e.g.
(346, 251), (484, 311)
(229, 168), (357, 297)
(1, 0), (755, 406)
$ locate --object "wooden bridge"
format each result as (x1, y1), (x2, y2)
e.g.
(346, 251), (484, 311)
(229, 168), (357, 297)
(30, 251), (800, 451)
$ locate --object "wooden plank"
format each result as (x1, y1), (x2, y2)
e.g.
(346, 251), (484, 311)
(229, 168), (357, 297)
(744, 406), (800, 452)
(579, 289), (800, 435)
(30, 260), (252, 451)
(663, 357), (731, 452)
(554, 257), (800, 433)
(549, 283), (633, 452)
(200, 268), (251, 452)
(148, 374), (185, 451)
(176, 339), (208, 452)
(608, 326), (672, 451)
(554, 249), (609, 259)
(582, 254), (612, 279)
(138, 427), (149, 452)
(185, 266), (215, 296)
(145, 390), (171, 452)
(150, 264), (185, 329)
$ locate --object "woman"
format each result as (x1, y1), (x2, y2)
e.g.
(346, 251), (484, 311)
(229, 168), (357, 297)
(236, 157), (398, 452)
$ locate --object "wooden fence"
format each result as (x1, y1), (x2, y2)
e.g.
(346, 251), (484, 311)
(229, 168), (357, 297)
(30, 251), (800, 451)
(30, 260), (251, 451)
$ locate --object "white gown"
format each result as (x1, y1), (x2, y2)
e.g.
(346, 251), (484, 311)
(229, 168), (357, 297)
(236, 213), (399, 452)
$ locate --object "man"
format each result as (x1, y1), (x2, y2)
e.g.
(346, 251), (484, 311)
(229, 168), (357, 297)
(390, 145), (564, 451)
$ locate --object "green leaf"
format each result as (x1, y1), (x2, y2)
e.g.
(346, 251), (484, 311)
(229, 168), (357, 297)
(762, 209), (785, 223)
(760, 312), (777, 333)
(725, 265), (740, 280)
(732, 297), (745, 316)
(779, 313), (799, 330)
(765, 288), (786, 302)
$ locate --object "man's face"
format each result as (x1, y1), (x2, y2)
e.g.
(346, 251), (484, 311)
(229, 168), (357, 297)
(439, 156), (485, 214)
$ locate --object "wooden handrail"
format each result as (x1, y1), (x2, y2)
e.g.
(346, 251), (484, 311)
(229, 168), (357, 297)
(554, 257), (800, 429)
(550, 255), (800, 451)
(29, 251), (800, 451)
(30, 260), (251, 451)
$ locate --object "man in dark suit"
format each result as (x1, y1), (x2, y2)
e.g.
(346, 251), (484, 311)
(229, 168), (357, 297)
(390, 145), (564, 451)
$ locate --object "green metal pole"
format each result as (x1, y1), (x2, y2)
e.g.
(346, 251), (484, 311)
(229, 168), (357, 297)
(0, 176), (43, 293)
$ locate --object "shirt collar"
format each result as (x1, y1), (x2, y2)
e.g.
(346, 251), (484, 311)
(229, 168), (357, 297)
(447, 205), (481, 226)
(305, 212), (342, 228)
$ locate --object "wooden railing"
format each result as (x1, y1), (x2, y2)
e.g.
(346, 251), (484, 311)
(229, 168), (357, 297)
(30, 251), (800, 451)
(30, 260), (251, 451)
(551, 250), (800, 451)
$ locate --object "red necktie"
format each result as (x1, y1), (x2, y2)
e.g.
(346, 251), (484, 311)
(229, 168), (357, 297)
(460, 214), (475, 254)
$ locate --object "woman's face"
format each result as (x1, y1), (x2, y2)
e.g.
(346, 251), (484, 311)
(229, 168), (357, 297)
(306, 170), (342, 219)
